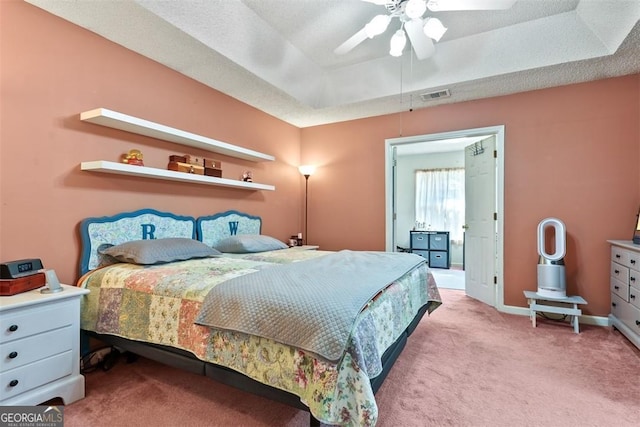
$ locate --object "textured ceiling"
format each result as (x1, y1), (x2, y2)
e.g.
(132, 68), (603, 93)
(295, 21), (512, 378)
(26, 0), (640, 128)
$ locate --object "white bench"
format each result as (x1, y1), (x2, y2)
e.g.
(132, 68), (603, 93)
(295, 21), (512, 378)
(523, 291), (588, 333)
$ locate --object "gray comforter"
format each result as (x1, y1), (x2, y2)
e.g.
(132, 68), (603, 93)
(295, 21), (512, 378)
(195, 250), (425, 362)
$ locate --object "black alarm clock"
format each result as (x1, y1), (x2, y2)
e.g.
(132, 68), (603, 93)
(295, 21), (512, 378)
(0, 258), (44, 279)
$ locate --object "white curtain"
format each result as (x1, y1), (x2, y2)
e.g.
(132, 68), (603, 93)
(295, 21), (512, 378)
(415, 168), (465, 243)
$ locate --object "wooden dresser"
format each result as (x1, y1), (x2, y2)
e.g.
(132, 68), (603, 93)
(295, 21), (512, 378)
(608, 240), (640, 350)
(0, 284), (89, 405)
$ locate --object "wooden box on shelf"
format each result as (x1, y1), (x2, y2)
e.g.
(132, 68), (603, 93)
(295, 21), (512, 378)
(204, 168), (222, 178)
(204, 158), (222, 169)
(169, 155), (222, 169)
(167, 161), (205, 175)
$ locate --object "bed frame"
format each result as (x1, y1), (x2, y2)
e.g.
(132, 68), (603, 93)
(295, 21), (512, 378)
(78, 208), (429, 426)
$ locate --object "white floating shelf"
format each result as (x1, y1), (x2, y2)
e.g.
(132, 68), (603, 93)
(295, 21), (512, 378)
(81, 161), (275, 191)
(80, 108), (275, 162)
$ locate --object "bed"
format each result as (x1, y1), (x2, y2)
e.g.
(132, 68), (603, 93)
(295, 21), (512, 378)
(76, 208), (441, 426)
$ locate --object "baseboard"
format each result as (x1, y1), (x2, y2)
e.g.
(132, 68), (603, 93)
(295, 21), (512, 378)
(500, 304), (610, 327)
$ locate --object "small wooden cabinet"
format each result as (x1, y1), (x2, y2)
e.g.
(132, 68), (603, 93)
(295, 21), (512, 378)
(608, 240), (640, 350)
(410, 231), (450, 269)
(0, 284), (89, 405)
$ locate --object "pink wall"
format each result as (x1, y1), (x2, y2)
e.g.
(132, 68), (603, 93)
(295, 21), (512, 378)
(301, 76), (640, 316)
(1, 2), (302, 284)
(3, 2), (640, 317)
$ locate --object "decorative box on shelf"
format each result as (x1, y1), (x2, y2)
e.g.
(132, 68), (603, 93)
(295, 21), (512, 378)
(168, 154), (223, 177)
(0, 273), (46, 296)
(167, 161), (205, 175)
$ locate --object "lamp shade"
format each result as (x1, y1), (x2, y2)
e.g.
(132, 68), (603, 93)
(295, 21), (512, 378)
(405, 0), (427, 19)
(423, 17), (447, 41)
(299, 165), (316, 177)
(389, 29), (407, 57)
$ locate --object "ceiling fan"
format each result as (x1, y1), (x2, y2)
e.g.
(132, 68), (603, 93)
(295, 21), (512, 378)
(335, 0), (517, 59)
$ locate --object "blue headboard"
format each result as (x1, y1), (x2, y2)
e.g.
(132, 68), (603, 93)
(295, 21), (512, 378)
(78, 208), (196, 276)
(197, 210), (262, 248)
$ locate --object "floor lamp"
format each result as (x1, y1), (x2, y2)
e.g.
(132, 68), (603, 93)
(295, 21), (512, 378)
(298, 165), (316, 245)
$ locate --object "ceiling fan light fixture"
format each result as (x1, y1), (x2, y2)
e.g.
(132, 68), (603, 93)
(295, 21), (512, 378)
(405, 0), (427, 19)
(423, 17), (447, 41)
(365, 14), (392, 38)
(389, 29), (407, 57)
(426, 0), (442, 11)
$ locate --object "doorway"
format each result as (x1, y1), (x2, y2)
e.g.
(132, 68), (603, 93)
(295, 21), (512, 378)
(384, 126), (505, 309)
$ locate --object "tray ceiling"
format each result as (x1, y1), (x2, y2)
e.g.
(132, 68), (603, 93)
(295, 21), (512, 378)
(27, 0), (640, 127)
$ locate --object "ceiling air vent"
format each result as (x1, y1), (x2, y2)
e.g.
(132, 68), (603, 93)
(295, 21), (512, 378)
(420, 89), (451, 101)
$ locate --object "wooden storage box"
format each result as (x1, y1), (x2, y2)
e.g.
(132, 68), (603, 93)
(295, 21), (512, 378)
(204, 168), (222, 178)
(169, 154), (204, 166)
(204, 159), (222, 169)
(184, 155), (205, 166)
(0, 273), (46, 296)
(169, 155), (187, 163)
(169, 155), (220, 169)
(167, 161), (205, 175)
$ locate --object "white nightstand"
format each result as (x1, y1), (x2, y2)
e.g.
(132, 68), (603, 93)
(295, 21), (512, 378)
(291, 245), (319, 250)
(0, 284), (89, 405)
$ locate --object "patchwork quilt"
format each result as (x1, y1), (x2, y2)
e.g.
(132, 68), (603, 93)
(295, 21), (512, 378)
(78, 250), (441, 426)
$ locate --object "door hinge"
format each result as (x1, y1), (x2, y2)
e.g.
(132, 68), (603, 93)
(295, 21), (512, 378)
(494, 212), (497, 221)
(494, 150), (497, 158)
(494, 276), (497, 285)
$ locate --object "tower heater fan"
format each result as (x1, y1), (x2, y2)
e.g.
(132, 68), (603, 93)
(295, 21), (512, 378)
(536, 218), (567, 299)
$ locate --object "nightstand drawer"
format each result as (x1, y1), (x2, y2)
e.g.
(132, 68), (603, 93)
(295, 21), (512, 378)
(611, 276), (629, 301)
(630, 285), (640, 311)
(610, 261), (629, 284)
(0, 299), (75, 344)
(0, 326), (73, 372)
(611, 246), (630, 266)
(0, 350), (72, 402)
(611, 292), (625, 319)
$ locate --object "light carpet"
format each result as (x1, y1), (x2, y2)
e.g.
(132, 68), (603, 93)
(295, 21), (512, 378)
(60, 289), (640, 426)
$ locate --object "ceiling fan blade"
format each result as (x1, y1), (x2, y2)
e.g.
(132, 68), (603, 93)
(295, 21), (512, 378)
(427, 0), (517, 11)
(334, 27), (368, 55)
(405, 19), (435, 60)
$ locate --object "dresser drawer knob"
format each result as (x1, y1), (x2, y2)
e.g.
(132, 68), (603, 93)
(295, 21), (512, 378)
(631, 277), (637, 282)
(9, 380), (18, 387)
(616, 254), (621, 258)
(8, 324), (18, 332)
(614, 285), (619, 290)
(636, 320), (640, 326)
(631, 259), (636, 264)
(631, 294), (637, 300)
(8, 351), (18, 359)
(614, 270), (620, 275)
(612, 302), (617, 307)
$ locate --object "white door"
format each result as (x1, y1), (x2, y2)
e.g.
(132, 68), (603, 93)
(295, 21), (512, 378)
(464, 136), (497, 306)
(391, 146), (399, 251)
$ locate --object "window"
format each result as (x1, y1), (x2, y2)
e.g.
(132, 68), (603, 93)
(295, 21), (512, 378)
(415, 168), (465, 244)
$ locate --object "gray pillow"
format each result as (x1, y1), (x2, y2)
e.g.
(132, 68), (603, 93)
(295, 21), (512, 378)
(214, 235), (288, 253)
(99, 237), (221, 265)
